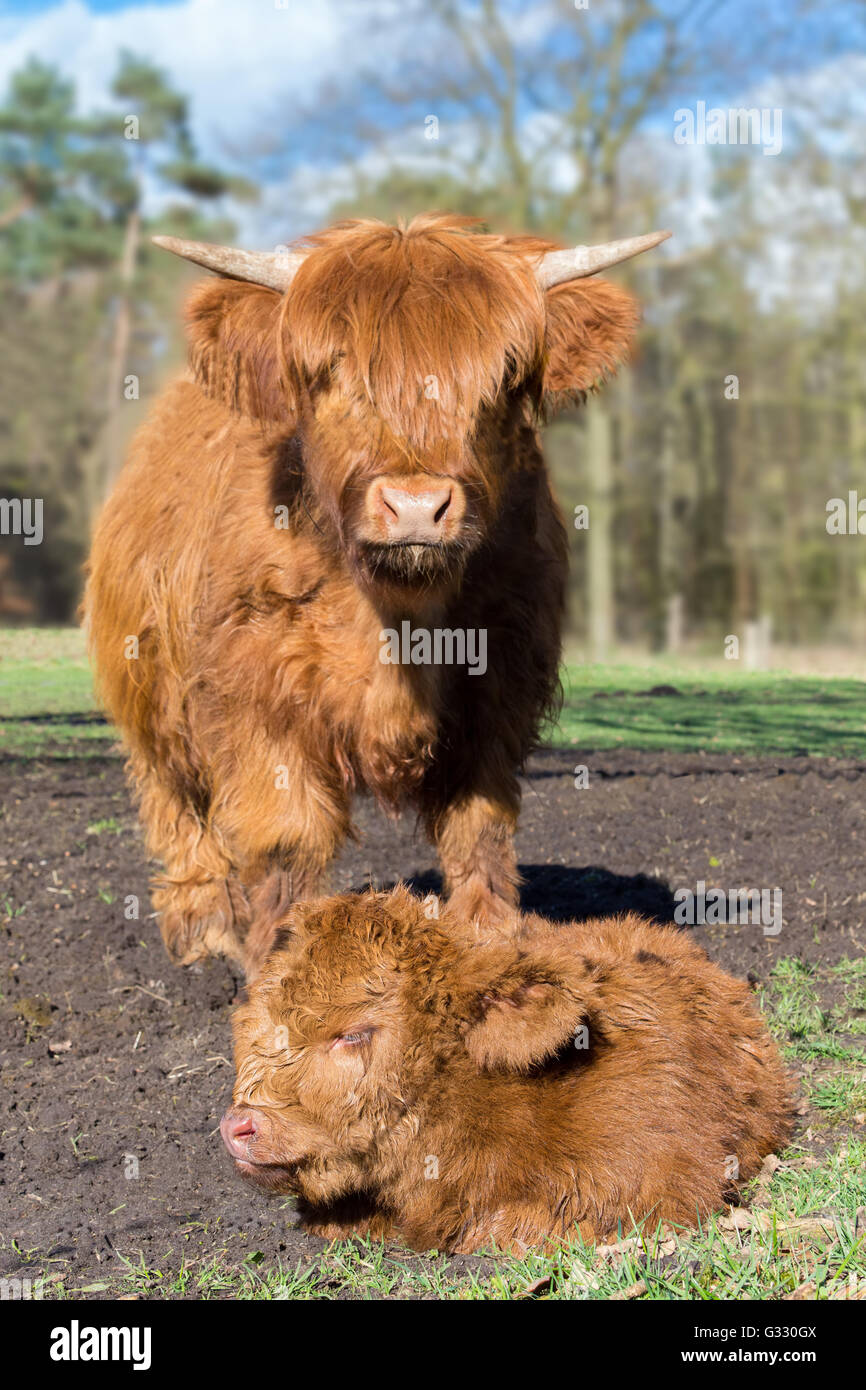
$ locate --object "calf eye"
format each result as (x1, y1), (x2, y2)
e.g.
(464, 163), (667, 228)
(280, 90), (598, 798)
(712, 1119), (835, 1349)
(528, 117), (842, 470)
(331, 1027), (375, 1050)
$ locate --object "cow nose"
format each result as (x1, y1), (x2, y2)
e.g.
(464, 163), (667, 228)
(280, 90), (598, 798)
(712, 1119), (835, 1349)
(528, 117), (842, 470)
(378, 483), (453, 543)
(220, 1107), (257, 1159)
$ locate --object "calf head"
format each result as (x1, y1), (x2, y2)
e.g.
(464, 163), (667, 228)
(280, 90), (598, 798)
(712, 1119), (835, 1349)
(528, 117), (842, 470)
(157, 216), (667, 601)
(222, 888), (591, 1210)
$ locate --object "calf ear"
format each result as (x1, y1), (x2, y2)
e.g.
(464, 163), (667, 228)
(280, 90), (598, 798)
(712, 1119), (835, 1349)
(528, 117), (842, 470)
(542, 278), (639, 403)
(462, 949), (592, 1072)
(185, 278), (295, 425)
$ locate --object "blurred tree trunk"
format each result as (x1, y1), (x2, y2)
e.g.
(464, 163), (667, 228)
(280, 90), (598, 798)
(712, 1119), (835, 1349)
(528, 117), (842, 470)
(585, 400), (614, 659)
(844, 312), (866, 643)
(656, 406), (679, 651)
(102, 207), (139, 500)
(99, 51), (255, 503)
(653, 313), (686, 653)
(730, 396), (757, 632)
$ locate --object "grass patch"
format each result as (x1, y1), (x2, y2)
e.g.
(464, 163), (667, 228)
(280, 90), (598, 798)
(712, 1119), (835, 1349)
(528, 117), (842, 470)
(761, 956), (866, 1066)
(830, 959), (866, 1035)
(761, 959), (828, 1045)
(0, 627), (97, 717)
(0, 627), (113, 756)
(556, 663), (866, 757)
(0, 717), (115, 758)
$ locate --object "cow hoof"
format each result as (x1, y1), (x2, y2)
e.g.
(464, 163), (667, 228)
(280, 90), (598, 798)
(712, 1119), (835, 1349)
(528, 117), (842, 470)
(155, 882), (245, 966)
(446, 885), (520, 933)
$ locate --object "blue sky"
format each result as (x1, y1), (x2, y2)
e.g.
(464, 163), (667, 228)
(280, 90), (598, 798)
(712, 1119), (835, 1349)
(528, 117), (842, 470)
(1, 0), (179, 13)
(0, 0), (862, 258)
(0, 1), (375, 177)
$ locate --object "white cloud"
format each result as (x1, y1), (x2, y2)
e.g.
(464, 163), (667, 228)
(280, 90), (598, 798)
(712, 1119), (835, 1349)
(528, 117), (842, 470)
(0, 0), (347, 168)
(2, 0), (862, 313)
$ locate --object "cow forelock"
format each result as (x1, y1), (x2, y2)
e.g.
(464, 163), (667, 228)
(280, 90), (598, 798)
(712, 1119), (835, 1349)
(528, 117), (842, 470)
(277, 217), (549, 590)
(285, 215), (548, 443)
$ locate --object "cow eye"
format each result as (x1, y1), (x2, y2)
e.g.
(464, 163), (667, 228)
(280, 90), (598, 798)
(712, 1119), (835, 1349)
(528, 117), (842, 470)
(331, 1027), (375, 1050)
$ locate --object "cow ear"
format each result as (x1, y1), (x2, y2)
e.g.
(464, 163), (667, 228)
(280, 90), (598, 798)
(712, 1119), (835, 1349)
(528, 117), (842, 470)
(542, 277), (639, 403)
(462, 949), (592, 1072)
(185, 278), (295, 425)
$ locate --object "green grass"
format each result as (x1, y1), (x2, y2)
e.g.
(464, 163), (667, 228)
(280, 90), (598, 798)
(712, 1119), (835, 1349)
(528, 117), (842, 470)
(556, 663), (866, 757)
(0, 627), (97, 715)
(3, 629), (865, 758)
(761, 956), (866, 1062)
(761, 959), (828, 1047)
(0, 627), (111, 756)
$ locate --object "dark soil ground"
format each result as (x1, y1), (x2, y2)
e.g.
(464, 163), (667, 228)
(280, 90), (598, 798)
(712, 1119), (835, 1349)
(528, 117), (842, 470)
(2, 743), (865, 1296)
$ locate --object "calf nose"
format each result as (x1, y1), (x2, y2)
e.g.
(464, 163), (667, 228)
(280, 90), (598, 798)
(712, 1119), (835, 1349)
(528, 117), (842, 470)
(377, 482), (453, 543)
(220, 1107), (257, 1160)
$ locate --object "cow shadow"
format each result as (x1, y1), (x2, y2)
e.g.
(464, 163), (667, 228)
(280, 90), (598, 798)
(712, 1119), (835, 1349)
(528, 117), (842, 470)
(369, 864), (678, 926)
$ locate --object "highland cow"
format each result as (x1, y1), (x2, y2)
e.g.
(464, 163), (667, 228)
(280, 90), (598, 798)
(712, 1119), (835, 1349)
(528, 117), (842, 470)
(84, 215), (668, 968)
(221, 889), (792, 1254)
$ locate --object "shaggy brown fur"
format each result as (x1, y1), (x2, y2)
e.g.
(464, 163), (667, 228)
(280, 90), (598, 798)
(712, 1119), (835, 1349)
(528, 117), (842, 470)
(222, 888), (793, 1255)
(84, 214), (638, 968)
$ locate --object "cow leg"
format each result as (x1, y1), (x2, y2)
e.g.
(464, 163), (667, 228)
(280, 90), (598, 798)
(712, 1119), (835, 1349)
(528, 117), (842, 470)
(137, 770), (248, 967)
(431, 786), (521, 928)
(241, 861), (328, 981)
(136, 741), (351, 972)
(210, 745), (353, 979)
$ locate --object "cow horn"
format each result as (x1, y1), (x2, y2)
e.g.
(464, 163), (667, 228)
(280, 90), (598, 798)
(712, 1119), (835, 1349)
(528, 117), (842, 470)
(534, 230), (672, 289)
(151, 235), (305, 292)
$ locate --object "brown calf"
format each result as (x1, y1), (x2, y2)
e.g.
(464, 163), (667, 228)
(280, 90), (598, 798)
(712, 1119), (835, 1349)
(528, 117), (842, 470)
(222, 888), (792, 1254)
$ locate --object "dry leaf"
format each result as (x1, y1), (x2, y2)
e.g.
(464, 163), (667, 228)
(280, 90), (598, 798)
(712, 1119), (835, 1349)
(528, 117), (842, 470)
(784, 1280), (816, 1300)
(829, 1282), (866, 1300)
(559, 1265), (601, 1295)
(756, 1214), (837, 1245)
(750, 1154), (783, 1203)
(516, 1275), (552, 1299)
(719, 1207), (753, 1231)
(595, 1236), (642, 1261)
(611, 1279), (648, 1301)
